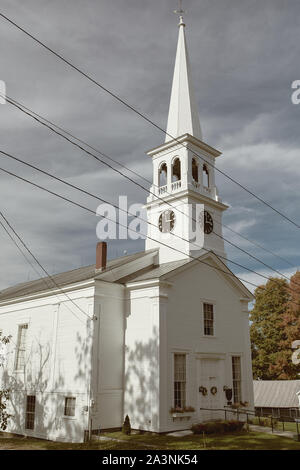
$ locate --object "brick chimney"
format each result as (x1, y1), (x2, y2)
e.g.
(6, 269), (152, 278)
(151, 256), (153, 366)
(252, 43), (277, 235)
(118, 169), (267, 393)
(96, 242), (107, 271)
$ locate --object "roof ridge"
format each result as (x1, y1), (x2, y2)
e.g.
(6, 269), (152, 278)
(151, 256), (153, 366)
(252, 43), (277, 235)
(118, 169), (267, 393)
(0, 249), (158, 302)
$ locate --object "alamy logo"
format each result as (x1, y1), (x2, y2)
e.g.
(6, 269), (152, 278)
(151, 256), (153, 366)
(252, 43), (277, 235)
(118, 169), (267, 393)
(96, 196), (147, 241)
(291, 340), (300, 365)
(95, 196), (206, 248)
(0, 80), (6, 104)
(291, 80), (300, 104)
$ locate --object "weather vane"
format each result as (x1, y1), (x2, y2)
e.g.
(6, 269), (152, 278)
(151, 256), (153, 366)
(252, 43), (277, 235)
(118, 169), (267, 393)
(174, 0), (185, 17)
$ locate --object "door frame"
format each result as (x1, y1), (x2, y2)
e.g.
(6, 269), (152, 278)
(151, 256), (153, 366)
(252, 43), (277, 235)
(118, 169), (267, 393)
(196, 353), (226, 421)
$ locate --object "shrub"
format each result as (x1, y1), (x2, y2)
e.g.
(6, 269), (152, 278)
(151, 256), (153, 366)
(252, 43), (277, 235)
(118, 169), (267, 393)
(192, 420), (244, 435)
(122, 415), (131, 435)
(253, 416), (278, 428)
(226, 420), (244, 432)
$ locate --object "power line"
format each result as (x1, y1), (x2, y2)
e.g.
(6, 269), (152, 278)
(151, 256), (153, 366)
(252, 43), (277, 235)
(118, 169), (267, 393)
(2, 163), (300, 309)
(0, 148), (297, 287)
(0, 217), (86, 325)
(0, 217), (43, 279)
(0, 12), (298, 228)
(0, 17), (297, 288)
(1, 94), (298, 286)
(3, 93), (294, 269)
(0, 158), (283, 285)
(0, 166), (258, 289)
(222, 224), (294, 268)
(0, 209), (91, 323)
(0, 162), (295, 294)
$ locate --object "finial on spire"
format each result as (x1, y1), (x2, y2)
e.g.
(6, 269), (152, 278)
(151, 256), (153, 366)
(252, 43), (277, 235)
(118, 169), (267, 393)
(165, 0), (202, 142)
(174, 0), (185, 26)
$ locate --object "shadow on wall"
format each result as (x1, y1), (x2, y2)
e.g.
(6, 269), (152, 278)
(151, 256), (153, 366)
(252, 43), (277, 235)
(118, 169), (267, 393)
(124, 325), (159, 430)
(1, 325), (91, 442)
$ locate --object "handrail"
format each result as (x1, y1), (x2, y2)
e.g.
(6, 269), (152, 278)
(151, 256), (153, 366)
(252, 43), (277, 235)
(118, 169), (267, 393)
(200, 407), (255, 415)
(199, 407), (300, 438)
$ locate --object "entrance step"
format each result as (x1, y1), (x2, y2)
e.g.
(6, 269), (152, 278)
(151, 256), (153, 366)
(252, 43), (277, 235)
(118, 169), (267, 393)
(167, 430), (193, 437)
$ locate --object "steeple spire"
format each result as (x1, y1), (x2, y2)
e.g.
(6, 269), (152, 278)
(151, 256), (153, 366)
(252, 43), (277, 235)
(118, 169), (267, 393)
(165, 9), (202, 142)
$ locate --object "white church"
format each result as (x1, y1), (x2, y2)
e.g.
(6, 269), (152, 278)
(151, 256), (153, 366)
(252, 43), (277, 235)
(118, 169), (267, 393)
(0, 16), (254, 442)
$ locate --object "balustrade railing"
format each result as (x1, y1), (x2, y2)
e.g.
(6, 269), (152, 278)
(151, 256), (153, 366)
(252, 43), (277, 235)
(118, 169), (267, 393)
(171, 180), (181, 191)
(158, 184), (168, 195)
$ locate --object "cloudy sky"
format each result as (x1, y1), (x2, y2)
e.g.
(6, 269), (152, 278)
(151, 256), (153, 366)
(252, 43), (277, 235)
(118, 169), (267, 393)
(0, 0), (299, 292)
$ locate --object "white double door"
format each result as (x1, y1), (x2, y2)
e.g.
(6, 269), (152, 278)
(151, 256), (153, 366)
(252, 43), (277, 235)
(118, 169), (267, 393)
(197, 358), (224, 421)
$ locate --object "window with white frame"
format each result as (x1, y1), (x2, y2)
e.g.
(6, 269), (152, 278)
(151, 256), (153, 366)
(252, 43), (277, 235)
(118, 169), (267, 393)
(15, 324), (28, 370)
(25, 395), (36, 430)
(203, 303), (214, 336)
(232, 356), (242, 403)
(64, 397), (76, 417)
(174, 354), (186, 409)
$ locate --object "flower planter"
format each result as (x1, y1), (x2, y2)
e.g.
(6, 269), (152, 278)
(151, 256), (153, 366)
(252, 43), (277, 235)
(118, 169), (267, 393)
(171, 412), (194, 421)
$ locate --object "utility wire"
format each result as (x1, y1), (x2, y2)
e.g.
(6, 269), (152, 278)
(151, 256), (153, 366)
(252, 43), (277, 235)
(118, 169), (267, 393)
(3, 92), (294, 269)
(0, 217), (43, 279)
(0, 209), (91, 323)
(1, 95), (298, 286)
(0, 12), (298, 228)
(0, 162), (296, 295)
(0, 148), (297, 287)
(0, 166), (258, 289)
(0, 159), (285, 285)
(0, 216), (86, 325)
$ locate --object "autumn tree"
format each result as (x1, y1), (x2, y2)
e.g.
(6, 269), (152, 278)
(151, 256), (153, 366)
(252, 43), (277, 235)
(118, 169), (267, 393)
(270, 271), (300, 379)
(250, 277), (289, 380)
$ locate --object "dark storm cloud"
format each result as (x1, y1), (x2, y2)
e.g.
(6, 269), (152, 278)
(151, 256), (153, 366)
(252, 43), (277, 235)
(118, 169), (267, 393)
(0, 0), (299, 291)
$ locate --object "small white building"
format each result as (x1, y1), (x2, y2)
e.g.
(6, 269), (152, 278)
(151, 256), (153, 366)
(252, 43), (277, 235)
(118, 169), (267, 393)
(0, 15), (254, 442)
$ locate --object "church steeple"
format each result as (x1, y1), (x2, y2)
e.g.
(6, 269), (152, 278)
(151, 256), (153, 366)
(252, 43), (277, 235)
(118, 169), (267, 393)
(165, 15), (202, 142)
(145, 10), (228, 264)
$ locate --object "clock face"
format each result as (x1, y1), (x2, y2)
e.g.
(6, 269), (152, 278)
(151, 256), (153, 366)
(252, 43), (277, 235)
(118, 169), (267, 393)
(158, 210), (176, 233)
(199, 210), (214, 234)
(203, 210), (213, 234)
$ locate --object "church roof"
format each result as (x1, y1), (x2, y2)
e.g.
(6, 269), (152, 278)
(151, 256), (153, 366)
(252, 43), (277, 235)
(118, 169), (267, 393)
(165, 16), (202, 142)
(0, 250), (154, 302)
(0, 250), (253, 303)
(254, 380), (300, 409)
(117, 258), (190, 284)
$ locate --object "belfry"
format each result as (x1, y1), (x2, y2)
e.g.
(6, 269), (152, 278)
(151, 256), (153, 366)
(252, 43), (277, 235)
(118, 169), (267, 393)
(146, 13), (227, 263)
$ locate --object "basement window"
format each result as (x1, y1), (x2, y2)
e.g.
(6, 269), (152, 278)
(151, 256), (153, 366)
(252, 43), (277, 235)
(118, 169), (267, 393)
(64, 397), (76, 417)
(25, 395), (36, 430)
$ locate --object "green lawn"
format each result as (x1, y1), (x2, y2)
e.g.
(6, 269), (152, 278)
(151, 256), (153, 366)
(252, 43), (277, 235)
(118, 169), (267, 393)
(251, 417), (299, 433)
(274, 421), (298, 433)
(0, 430), (300, 450)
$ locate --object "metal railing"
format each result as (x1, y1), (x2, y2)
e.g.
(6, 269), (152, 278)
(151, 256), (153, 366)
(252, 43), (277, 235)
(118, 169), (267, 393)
(200, 407), (255, 424)
(199, 407), (300, 440)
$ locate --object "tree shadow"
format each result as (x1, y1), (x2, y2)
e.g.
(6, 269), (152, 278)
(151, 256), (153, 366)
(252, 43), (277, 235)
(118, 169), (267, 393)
(124, 325), (159, 430)
(0, 319), (92, 443)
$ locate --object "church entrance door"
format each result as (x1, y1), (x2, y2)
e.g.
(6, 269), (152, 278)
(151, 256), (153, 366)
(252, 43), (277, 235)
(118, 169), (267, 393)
(197, 358), (223, 422)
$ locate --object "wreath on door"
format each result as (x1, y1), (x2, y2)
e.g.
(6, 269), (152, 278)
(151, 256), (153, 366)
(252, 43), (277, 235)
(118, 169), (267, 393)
(199, 386), (208, 396)
(210, 386), (217, 395)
